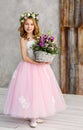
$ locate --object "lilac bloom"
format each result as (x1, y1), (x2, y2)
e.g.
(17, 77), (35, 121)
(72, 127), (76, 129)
(42, 34), (46, 38)
(40, 36), (45, 45)
(41, 34), (47, 42)
(47, 36), (51, 41)
(50, 36), (55, 42)
(39, 42), (44, 47)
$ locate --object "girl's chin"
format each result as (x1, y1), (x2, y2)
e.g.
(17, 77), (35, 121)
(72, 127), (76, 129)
(26, 30), (33, 33)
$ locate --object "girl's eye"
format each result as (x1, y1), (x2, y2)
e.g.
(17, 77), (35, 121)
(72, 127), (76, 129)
(25, 23), (33, 26)
(25, 23), (28, 25)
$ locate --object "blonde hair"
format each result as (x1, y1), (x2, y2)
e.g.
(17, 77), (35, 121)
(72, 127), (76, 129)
(18, 18), (40, 39)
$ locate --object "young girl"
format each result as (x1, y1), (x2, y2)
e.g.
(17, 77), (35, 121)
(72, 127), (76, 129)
(3, 11), (66, 128)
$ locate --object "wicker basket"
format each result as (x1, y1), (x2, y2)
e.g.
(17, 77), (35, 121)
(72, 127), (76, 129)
(34, 51), (55, 62)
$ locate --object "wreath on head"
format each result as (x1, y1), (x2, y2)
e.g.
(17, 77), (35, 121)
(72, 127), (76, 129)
(19, 11), (39, 24)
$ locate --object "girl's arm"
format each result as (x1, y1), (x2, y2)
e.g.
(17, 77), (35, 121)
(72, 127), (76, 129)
(20, 38), (48, 64)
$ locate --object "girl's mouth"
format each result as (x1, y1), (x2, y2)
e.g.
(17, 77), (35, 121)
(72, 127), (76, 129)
(27, 29), (32, 31)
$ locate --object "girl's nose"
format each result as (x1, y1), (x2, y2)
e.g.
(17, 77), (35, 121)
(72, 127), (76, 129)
(28, 24), (31, 27)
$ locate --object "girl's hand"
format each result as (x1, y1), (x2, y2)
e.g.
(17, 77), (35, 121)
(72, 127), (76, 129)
(33, 61), (52, 65)
(45, 62), (52, 64)
(32, 61), (46, 65)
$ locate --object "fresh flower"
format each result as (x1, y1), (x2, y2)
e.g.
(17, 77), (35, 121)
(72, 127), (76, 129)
(32, 31), (60, 55)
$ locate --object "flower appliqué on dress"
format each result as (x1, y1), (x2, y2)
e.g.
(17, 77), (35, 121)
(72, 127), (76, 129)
(18, 96), (30, 110)
(43, 68), (50, 80)
(52, 96), (55, 104)
(12, 70), (17, 79)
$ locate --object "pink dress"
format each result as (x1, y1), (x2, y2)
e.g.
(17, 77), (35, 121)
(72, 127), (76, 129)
(3, 40), (66, 119)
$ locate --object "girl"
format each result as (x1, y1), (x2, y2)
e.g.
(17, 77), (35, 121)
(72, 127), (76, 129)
(3, 11), (66, 128)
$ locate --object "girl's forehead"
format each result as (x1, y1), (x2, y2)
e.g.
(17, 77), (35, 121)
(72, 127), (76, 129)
(24, 18), (34, 24)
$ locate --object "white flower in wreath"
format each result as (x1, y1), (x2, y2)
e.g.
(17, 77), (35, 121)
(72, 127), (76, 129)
(32, 13), (35, 18)
(24, 13), (27, 17)
(21, 14), (24, 17)
(24, 16), (27, 20)
(21, 19), (24, 23)
(36, 16), (38, 20)
(27, 12), (30, 17)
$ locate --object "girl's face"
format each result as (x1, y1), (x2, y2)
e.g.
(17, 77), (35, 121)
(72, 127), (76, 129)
(24, 19), (34, 34)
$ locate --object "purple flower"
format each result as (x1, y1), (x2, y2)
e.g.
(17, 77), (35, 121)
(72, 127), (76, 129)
(32, 31), (59, 54)
(50, 36), (55, 42)
(42, 34), (47, 39)
(40, 34), (47, 43)
(39, 42), (44, 47)
(47, 36), (51, 41)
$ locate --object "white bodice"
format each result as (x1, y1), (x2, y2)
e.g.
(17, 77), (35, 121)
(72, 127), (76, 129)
(26, 40), (35, 60)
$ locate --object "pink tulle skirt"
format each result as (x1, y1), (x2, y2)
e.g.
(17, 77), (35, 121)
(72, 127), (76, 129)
(3, 61), (66, 118)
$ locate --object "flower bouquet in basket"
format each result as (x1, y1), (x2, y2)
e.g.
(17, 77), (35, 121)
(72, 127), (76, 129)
(32, 31), (60, 62)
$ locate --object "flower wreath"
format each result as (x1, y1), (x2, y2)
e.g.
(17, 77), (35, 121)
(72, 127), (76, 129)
(19, 11), (39, 24)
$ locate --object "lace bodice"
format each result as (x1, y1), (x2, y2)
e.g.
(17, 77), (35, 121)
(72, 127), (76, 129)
(26, 40), (35, 60)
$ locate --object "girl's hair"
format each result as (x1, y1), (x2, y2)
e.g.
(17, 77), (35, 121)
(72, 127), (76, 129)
(18, 18), (40, 39)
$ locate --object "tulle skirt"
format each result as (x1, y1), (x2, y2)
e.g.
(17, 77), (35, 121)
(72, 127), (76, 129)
(3, 61), (66, 118)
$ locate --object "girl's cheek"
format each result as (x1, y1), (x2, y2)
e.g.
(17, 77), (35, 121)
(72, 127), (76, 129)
(24, 25), (28, 28)
(32, 25), (34, 29)
(24, 27), (27, 32)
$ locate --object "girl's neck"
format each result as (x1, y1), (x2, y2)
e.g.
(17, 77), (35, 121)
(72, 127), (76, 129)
(27, 33), (34, 41)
